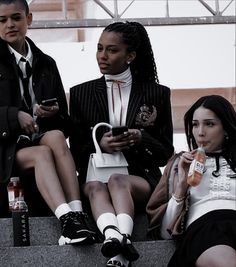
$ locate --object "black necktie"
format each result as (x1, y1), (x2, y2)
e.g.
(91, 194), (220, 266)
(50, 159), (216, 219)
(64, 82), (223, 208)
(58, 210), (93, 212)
(18, 58), (32, 111)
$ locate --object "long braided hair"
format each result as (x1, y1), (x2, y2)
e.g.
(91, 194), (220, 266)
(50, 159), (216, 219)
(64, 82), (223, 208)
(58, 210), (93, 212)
(104, 21), (159, 83)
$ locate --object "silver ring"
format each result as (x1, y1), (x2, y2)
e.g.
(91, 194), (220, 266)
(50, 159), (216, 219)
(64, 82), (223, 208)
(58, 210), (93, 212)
(129, 140), (135, 146)
(34, 124), (38, 129)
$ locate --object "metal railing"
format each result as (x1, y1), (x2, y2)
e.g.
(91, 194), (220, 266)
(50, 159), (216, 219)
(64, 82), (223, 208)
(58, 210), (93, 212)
(28, 0), (235, 29)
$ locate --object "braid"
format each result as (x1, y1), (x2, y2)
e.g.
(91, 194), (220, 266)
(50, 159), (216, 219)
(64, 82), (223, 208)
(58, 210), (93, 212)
(104, 21), (159, 83)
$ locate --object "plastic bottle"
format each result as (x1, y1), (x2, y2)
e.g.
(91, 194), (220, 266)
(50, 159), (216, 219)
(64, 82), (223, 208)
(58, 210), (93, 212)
(7, 177), (22, 212)
(187, 145), (206, 187)
(12, 190), (30, 246)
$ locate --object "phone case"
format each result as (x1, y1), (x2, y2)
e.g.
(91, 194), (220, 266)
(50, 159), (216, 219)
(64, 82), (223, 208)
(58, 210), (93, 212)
(112, 126), (128, 136)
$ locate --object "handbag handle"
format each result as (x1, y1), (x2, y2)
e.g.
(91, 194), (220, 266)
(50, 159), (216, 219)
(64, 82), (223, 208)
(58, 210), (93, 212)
(92, 122), (112, 154)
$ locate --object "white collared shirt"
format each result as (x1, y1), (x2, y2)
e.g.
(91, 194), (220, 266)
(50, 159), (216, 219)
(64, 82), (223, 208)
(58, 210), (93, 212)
(8, 41), (36, 109)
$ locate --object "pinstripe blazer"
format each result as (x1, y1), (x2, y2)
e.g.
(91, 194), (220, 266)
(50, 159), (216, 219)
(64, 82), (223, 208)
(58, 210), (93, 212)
(69, 76), (174, 189)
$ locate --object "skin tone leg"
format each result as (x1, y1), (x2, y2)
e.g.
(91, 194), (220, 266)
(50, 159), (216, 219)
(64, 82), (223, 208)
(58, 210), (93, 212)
(195, 245), (236, 267)
(39, 130), (80, 202)
(83, 174), (151, 220)
(15, 145), (66, 212)
(108, 174), (151, 217)
(84, 182), (116, 220)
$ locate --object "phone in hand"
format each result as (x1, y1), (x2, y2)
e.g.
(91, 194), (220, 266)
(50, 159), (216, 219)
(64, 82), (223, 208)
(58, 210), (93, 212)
(41, 98), (57, 106)
(112, 126), (128, 136)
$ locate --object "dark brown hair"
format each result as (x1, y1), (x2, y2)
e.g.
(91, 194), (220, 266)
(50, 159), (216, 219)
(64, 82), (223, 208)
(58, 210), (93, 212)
(184, 94), (236, 171)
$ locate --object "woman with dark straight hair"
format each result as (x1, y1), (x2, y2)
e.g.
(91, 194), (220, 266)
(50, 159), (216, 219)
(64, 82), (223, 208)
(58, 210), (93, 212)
(147, 95), (236, 267)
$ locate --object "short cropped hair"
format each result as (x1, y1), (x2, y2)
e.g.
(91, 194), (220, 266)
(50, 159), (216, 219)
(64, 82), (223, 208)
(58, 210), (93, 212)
(0, 0), (29, 15)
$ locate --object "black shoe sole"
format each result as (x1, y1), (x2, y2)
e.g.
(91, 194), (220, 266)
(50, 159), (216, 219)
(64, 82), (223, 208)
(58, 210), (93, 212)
(72, 234), (96, 245)
(101, 238), (122, 258)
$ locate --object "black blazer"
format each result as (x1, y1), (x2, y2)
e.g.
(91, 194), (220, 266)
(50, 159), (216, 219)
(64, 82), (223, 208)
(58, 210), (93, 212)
(0, 37), (70, 183)
(69, 76), (174, 189)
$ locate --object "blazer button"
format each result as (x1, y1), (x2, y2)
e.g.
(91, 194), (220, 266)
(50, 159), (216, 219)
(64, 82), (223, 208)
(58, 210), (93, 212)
(2, 132), (7, 137)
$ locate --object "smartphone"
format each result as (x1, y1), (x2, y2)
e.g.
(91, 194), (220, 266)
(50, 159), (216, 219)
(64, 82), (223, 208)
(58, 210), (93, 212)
(41, 98), (57, 106)
(112, 126), (128, 136)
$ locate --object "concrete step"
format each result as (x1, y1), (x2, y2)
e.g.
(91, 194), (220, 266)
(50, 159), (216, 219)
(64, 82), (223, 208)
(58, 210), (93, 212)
(0, 240), (176, 267)
(0, 214), (176, 266)
(0, 213), (149, 247)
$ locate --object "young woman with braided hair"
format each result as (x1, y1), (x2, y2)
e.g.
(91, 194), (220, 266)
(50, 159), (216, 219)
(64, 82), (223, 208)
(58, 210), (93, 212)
(70, 21), (174, 267)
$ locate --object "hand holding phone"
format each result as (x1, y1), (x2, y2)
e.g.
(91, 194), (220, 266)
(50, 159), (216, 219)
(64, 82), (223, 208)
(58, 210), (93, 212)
(41, 98), (57, 106)
(112, 126), (128, 136)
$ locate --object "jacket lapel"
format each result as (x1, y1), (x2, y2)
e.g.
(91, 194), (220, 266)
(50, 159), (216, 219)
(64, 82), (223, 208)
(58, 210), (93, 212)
(94, 77), (110, 122)
(126, 82), (143, 127)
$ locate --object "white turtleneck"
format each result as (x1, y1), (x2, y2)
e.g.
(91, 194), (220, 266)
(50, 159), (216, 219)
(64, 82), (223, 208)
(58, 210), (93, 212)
(105, 67), (132, 126)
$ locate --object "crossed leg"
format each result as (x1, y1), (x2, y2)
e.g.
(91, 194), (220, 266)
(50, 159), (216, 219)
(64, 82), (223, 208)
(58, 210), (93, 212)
(15, 130), (80, 212)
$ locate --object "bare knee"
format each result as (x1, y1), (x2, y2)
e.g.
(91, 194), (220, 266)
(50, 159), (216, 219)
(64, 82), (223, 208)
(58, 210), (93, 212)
(108, 174), (129, 191)
(41, 130), (67, 146)
(84, 181), (106, 200)
(41, 130), (68, 153)
(196, 245), (236, 267)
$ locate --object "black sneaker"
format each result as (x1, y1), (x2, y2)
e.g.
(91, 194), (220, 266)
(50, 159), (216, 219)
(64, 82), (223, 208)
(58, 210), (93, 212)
(75, 211), (103, 243)
(58, 211), (95, 245)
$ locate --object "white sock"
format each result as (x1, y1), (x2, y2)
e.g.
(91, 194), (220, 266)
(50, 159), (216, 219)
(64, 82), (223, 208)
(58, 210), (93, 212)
(117, 213), (133, 236)
(54, 203), (72, 219)
(68, 200), (83, 212)
(96, 212), (123, 242)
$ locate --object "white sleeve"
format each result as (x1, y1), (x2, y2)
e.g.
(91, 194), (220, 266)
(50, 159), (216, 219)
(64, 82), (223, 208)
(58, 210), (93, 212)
(160, 197), (185, 239)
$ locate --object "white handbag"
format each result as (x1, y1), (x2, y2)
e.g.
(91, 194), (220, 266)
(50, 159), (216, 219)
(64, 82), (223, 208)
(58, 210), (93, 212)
(86, 122), (129, 183)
